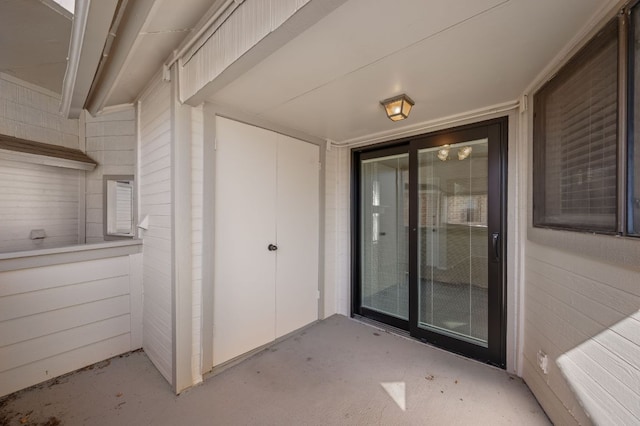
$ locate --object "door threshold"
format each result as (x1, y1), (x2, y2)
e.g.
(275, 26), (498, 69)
(352, 314), (411, 338)
(351, 315), (504, 371)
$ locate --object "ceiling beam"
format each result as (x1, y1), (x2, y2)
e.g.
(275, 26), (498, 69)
(59, 0), (119, 118)
(84, 0), (158, 116)
(183, 0), (348, 107)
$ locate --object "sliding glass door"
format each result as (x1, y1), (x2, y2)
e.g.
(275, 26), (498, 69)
(359, 147), (410, 328)
(416, 139), (489, 346)
(354, 118), (506, 367)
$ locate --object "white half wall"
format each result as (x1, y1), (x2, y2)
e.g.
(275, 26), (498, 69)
(0, 243), (142, 397)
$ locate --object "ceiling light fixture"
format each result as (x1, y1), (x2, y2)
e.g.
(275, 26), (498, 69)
(380, 94), (414, 121)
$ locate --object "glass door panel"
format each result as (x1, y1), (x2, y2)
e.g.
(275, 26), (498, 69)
(417, 139), (489, 346)
(360, 153), (409, 320)
(354, 118), (506, 367)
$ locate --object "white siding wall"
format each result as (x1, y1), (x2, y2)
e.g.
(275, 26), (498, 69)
(323, 146), (338, 317)
(324, 144), (354, 317)
(139, 79), (174, 383)
(523, 241), (640, 425)
(335, 145), (351, 316)
(0, 249), (143, 397)
(0, 73), (81, 252)
(191, 106), (203, 382)
(520, 3), (640, 422)
(0, 72), (79, 149)
(0, 159), (79, 252)
(85, 108), (137, 243)
(180, 0), (311, 102)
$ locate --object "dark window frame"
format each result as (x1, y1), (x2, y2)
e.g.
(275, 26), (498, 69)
(629, 1), (640, 236)
(533, 18), (620, 234)
(534, 2), (640, 237)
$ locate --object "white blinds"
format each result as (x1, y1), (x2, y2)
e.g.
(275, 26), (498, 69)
(535, 21), (618, 231)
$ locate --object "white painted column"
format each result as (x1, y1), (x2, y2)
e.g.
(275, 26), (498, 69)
(171, 65), (194, 394)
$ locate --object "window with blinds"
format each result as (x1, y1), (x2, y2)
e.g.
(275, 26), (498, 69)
(632, 4), (640, 236)
(533, 19), (618, 232)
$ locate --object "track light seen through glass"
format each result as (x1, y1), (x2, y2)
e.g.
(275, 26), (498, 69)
(437, 145), (450, 161)
(381, 94), (414, 121)
(437, 145), (472, 161)
(458, 146), (472, 160)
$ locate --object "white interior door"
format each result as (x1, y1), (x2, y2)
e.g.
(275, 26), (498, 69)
(213, 117), (278, 366)
(275, 135), (320, 338)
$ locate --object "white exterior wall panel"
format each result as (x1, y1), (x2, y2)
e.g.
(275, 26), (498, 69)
(139, 78), (174, 384)
(84, 108), (137, 243)
(0, 159), (79, 252)
(523, 242), (640, 425)
(191, 105), (204, 383)
(0, 73), (81, 252)
(323, 147), (338, 318)
(0, 250), (143, 397)
(180, 0), (311, 102)
(0, 72), (79, 149)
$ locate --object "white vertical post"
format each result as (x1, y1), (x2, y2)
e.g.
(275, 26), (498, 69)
(78, 110), (87, 243)
(171, 64), (194, 394)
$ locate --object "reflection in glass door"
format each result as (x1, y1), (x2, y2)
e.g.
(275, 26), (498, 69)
(360, 153), (409, 323)
(354, 118), (506, 367)
(417, 140), (489, 346)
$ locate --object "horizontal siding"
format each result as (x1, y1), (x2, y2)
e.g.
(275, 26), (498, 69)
(0, 335), (130, 396)
(0, 254), (140, 397)
(0, 255), (129, 295)
(84, 108), (137, 243)
(0, 296), (130, 346)
(0, 74), (80, 252)
(0, 158), (79, 253)
(139, 77), (173, 384)
(0, 73), (79, 149)
(523, 241), (640, 425)
(1, 315), (130, 371)
(0, 276), (129, 321)
(180, 0), (311, 101)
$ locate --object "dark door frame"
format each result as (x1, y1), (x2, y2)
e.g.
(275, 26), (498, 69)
(351, 117), (508, 368)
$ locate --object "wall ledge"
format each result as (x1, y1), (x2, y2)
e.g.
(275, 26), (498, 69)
(0, 134), (97, 171)
(528, 226), (640, 271)
(0, 240), (142, 272)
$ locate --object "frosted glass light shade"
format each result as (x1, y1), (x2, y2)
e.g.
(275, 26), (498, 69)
(381, 94), (414, 121)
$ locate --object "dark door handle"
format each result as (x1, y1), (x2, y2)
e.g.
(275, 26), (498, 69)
(268, 244), (278, 251)
(491, 232), (500, 261)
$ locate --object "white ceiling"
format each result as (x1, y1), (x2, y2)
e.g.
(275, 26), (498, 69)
(0, 0), (72, 93)
(207, 0), (606, 144)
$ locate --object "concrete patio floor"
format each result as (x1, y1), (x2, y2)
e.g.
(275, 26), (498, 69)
(0, 315), (549, 425)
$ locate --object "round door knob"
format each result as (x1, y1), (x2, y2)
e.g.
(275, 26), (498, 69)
(268, 244), (278, 251)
